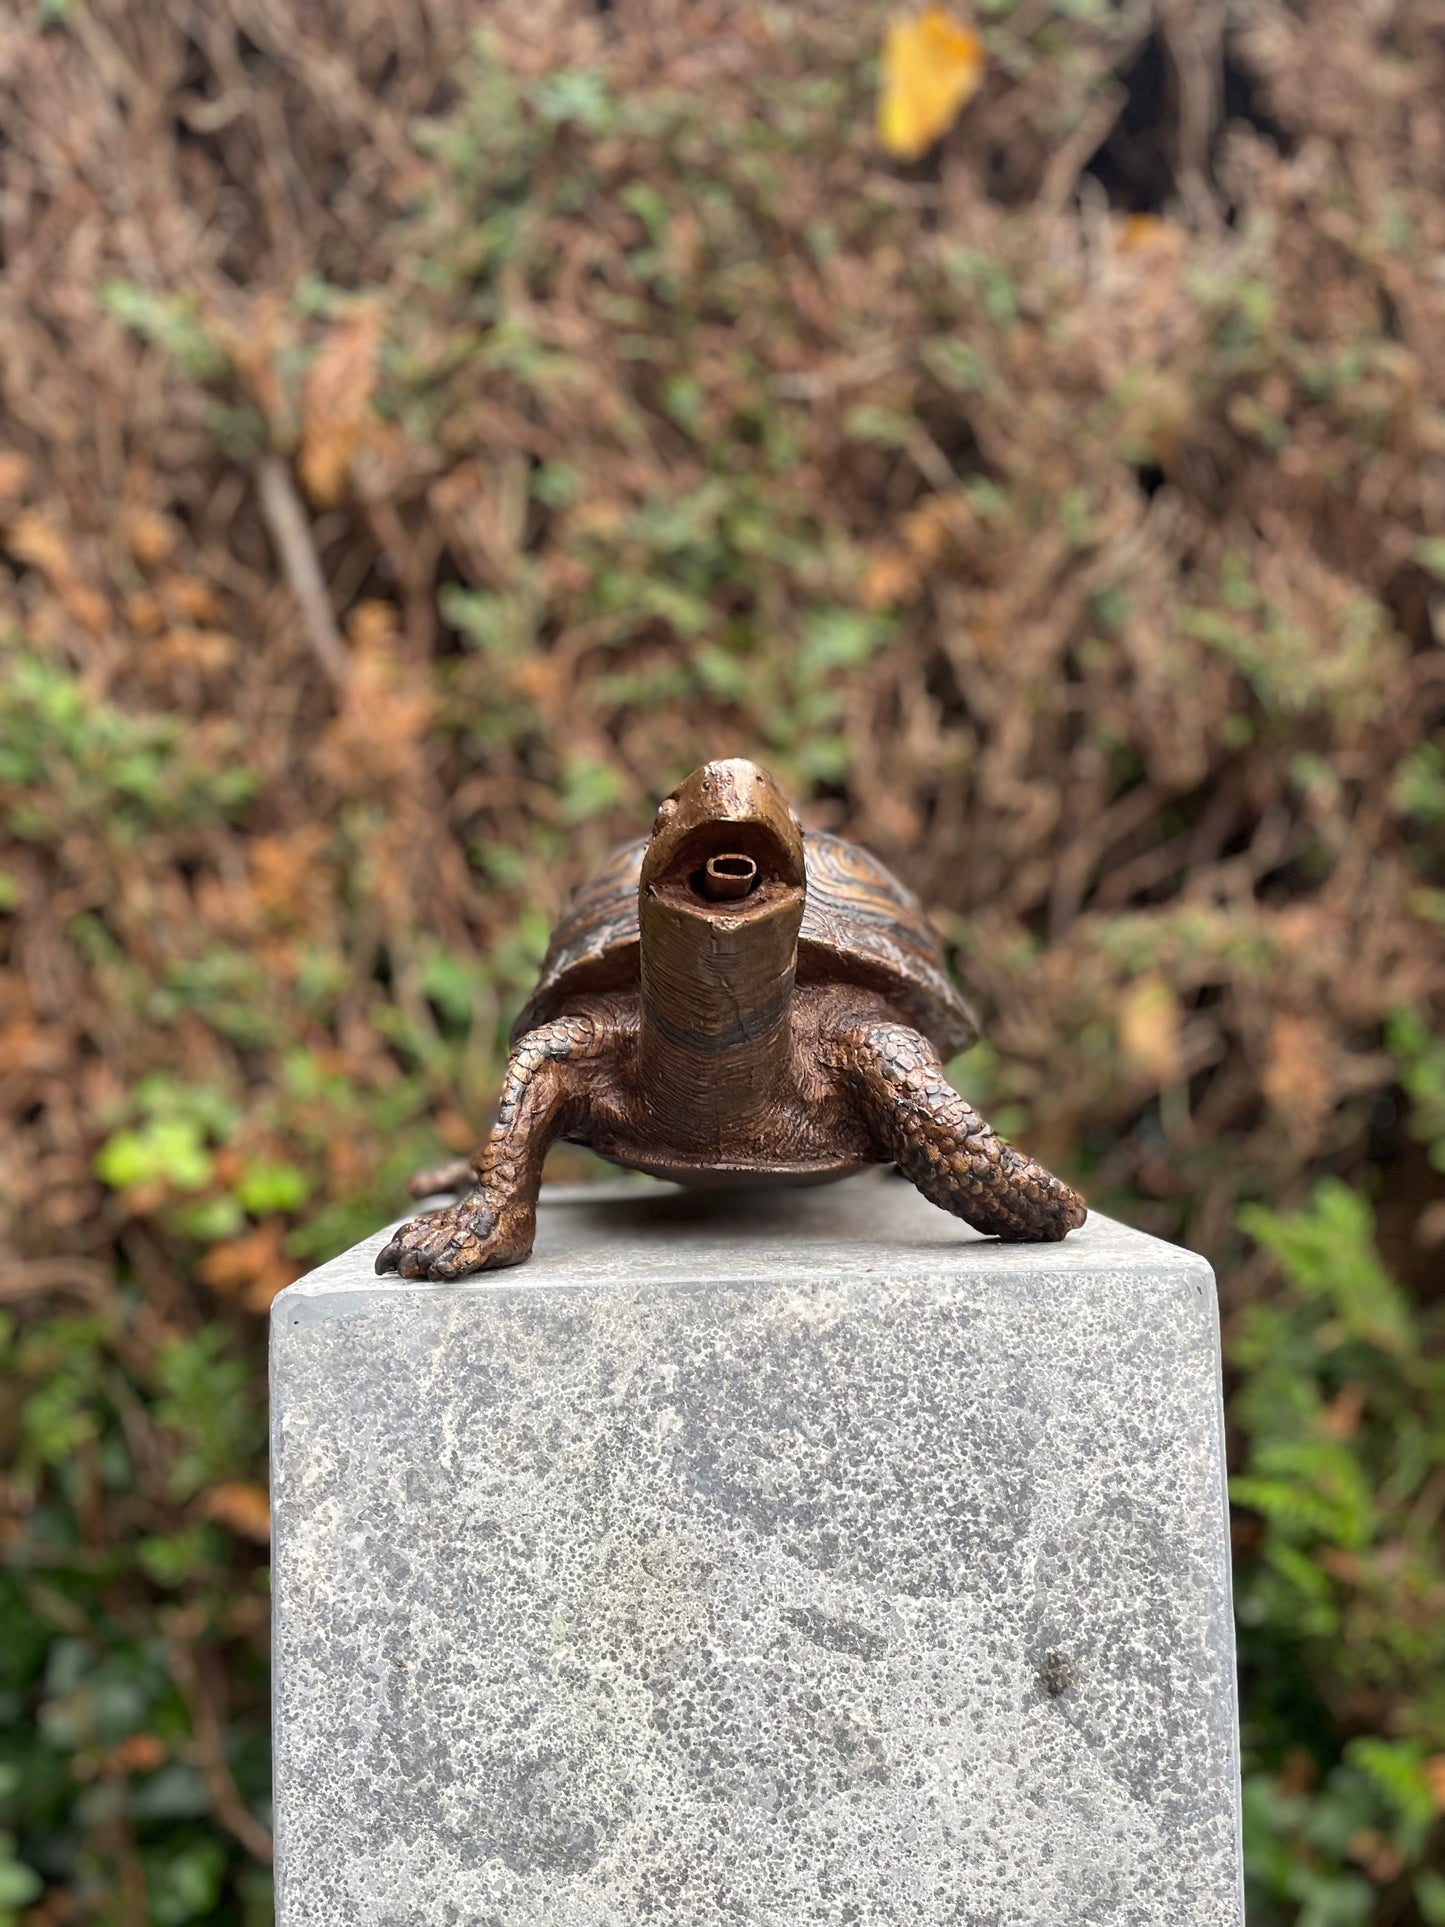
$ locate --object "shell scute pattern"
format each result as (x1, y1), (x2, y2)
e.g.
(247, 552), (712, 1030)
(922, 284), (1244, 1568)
(796, 834), (977, 1057)
(513, 831), (977, 1058)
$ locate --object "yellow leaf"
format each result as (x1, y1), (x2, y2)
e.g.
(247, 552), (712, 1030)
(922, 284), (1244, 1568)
(126, 508), (180, 568)
(861, 548), (920, 609)
(201, 1482), (272, 1542)
(156, 572), (222, 624)
(1118, 974), (1181, 1087)
(197, 1219), (302, 1308)
(298, 311), (380, 508)
(878, 8), (985, 163)
(1262, 1011), (1333, 1136)
(1119, 213), (1169, 253)
(4, 509), (75, 587)
(0, 450), (31, 501)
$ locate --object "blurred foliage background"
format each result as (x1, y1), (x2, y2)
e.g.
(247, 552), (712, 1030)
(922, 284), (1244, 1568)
(0, 0), (1442, 1920)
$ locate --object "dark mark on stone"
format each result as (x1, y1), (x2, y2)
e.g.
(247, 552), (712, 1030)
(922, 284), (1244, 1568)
(1038, 1650), (1077, 1698)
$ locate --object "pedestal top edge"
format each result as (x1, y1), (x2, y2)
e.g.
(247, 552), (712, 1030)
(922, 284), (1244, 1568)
(272, 1175), (1215, 1328)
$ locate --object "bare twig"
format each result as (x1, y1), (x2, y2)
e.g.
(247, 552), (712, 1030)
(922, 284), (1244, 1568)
(164, 1612), (276, 1866)
(1158, 0), (1226, 227)
(256, 454), (349, 691)
(1037, 81), (1128, 217)
(770, 341), (904, 401)
(0, 1257), (113, 1305)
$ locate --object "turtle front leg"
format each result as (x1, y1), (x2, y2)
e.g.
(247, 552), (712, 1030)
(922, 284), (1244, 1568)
(826, 1018), (1087, 1243)
(375, 1014), (602, 1280)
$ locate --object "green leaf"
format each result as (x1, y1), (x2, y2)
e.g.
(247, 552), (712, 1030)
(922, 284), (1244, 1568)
(0, 1841), (42, 1909)
(796, 608), (889, 678)
(1344, 1736), (1438, 1836)
(1391, 742), (1445, 823)
(95, 1118), (214, 1194)
(144, 1835), (228, 1925)
(1238, 1181), (1414, 1356)
(438, 584), (541, 659)
(137, 1527), (215, 1587)
(531, 461), (578, 508)
(559, 757), (627, 825)
(235, 1162), (311, 1216)
(920, 336), (989, 394)
(153, 1327), (263, 1498)
(99, 281), (229, 381)
(843, 404), (912, 447)
(531, 68), (615, 132)
(172, 1195), (246, 1242)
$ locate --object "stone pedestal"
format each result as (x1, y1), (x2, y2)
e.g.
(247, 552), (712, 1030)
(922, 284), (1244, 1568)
(270, 1176), (1243, 1926)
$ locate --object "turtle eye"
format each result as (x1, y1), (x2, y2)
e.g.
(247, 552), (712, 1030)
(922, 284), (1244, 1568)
(692, 853), (759, 902)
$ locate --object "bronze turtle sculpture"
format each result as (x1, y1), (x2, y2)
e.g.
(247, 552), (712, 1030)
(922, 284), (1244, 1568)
(377, 759), (1086, 1279)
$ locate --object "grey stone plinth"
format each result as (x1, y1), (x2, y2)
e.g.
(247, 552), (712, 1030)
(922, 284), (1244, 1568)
(270, 1176), (1243, 1927)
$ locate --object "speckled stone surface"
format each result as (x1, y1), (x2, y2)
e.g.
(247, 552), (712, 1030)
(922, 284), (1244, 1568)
(271, 1175), (1242, 1927)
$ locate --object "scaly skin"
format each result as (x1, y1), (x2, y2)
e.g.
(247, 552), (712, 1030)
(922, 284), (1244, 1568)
(375, 1013), (605, 1279)
(824, 1017), (1087, 1243)
(383, 992), (1085, 1279)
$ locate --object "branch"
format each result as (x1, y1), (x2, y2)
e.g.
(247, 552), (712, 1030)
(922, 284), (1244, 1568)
(163, 1612), (275, 1866)
(256, 454), (349, 691)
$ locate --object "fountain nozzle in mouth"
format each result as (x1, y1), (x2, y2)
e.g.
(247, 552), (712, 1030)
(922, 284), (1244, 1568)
(696, 853), (758, 902)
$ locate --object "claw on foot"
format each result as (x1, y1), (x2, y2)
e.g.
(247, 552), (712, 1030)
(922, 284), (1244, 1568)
(374, 1193), (533, 1280)
(1003, 1154), (1088, 1242)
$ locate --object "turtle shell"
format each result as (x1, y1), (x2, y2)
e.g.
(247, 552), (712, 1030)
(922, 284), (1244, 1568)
(512, 830), (978, 1058)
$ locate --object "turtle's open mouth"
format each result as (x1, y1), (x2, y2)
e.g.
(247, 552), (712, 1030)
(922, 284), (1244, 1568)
(640, 758), (806, 918)
(693, 853), (758, 902)
(648, 816), (801, 920)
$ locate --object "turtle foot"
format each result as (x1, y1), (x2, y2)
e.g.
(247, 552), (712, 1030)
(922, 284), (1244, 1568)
(374, 1192), (535, 1280)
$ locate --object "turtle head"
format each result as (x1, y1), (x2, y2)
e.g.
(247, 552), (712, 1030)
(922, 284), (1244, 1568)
(641, 759), (805, 917)
(636, 762), (806, 1132)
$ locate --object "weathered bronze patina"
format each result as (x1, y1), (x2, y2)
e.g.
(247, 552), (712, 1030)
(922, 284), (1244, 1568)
(377, 759), (1086, 1278)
